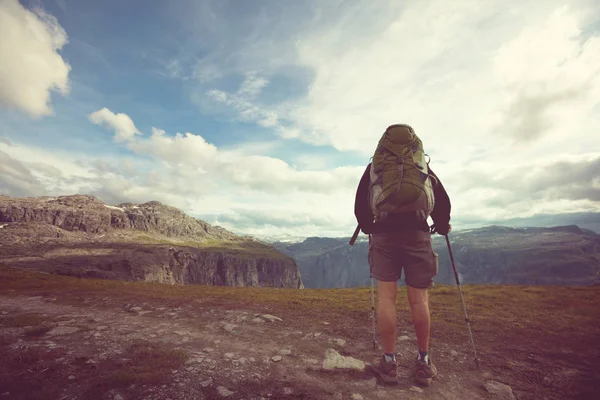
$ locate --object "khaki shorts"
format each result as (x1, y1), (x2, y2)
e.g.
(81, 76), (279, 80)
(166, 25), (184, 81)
(368, 230), (439, 288)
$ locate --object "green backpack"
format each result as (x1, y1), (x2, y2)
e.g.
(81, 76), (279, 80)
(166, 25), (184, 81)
(368, 124), (435, 222)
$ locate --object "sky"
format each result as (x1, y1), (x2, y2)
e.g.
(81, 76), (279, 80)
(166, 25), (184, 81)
(1, 0), (599, 240)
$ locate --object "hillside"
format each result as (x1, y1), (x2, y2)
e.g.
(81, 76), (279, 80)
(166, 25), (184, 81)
(0, 266), (598, 400)
(273, 226), (600, 288)
(0, 195), (303, 289)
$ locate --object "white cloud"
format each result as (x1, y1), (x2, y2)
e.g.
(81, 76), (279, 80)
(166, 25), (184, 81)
(0, 0), (71, 118)
(88, 108), (141, 142)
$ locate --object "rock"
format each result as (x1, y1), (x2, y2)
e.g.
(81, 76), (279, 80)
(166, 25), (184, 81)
(252, 318), (265, 323)
(203, 348), (214, 352)
(200, 378), (213, 387)
(185, 357), (205, 365)
(271, 355), (282, 362)
(279, 349), (292, 355)
(364, 378), (377, 387)
(93, 332), (102, 338)
(47, 326), (79, 336)
(409, 386), (423, 393)
(284, 387), (293, 395)
(249, 357), (256, 362)
(114, 395), (124, 400)
(450, 350), (459, 357)
(223, 324), (236, 332)
(96, 326), (109, 331)
(261, 314), (283, 322)
(174, 330), (188, 336)
(1, 311), (8, 315)
(224, 353), (235, 359)
(398, 335), (410, 341)
(322, 349), (365, 371)
(129, 307), (143, 313)
(484, 381), (516, 400)
(333, 339), (347, 347)
(214, 340), (221, 344)
(217, 386), (234, 397)
(351, 394), (364, 400)
(68, 375), (76, 380)
(333, 393), (343, 400)
(314, 333), (321, 338)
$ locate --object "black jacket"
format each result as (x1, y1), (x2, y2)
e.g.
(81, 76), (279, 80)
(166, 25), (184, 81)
(354, 163), (451, 234)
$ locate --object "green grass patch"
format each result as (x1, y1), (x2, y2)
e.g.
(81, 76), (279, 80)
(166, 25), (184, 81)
(120, 233), (288, 259)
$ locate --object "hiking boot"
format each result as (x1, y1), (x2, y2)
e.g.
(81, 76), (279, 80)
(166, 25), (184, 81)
(374, 355), (398, 384)
(414, 357), (437, 386)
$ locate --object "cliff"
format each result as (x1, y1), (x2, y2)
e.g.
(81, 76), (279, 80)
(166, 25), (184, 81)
(0, 195), (303, 289)
(273, 226), (600, 288)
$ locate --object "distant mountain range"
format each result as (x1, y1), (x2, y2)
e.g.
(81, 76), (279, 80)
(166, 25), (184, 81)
(272, 225), (600, 288)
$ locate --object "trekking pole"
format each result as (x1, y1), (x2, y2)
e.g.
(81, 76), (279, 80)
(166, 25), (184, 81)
(370, 276), (377, 350)
(445, 234), (480, 368)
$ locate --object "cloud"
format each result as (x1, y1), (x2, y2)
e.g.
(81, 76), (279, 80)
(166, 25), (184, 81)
(88, 108), (141, 142)
(0, 0), (71, 118)
(0, 150), (46, 196)
(0, 136), (13, 146)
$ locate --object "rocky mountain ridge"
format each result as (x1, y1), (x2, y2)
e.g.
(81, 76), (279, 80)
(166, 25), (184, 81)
(273, 225), (600, 288)
(0, 195), (303, 289)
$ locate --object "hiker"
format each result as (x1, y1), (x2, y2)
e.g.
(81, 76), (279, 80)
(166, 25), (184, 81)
(352, 124), (451, 386)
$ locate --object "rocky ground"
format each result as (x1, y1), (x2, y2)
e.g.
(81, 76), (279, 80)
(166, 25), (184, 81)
(1, 294), (498, 400)
(1, 267), (598, 400)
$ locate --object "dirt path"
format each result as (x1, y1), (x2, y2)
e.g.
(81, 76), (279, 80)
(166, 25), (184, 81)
(0, 293), (501, 400)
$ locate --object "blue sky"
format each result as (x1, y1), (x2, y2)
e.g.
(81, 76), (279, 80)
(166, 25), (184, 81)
(1, 0), (600, 239)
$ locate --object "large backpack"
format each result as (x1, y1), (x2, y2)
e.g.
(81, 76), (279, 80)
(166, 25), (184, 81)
(368, 124), (435, 223)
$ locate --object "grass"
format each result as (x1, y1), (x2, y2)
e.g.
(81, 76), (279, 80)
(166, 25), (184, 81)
(81, 340), (189, 399)
(121, 233), (289, 259)
(1, 265), (600, 399)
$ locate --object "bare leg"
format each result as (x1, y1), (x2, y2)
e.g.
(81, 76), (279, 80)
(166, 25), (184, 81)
(377, 280), (398, 354)
(407, 286), (430, 353)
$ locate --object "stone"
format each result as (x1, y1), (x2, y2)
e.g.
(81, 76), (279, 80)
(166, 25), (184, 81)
(252, 318), (265, 323)
(224, 353), (235, 359)
(450, 350), (459, 357)
(96, 325), (109, 331)
(185, 357), (205, 365)
(333, 393), (343, 400)
(283, 388), (293, 395)
(93, 332), (102, 338)
(279, 349), (292, 355)
(217, 386), (234, 397)
(364, 378), (377, 387)
(409, 386), (424, 393)
(484, 381), (516, 400)
(261, 314), (283, 322)
(333, 339), (346, 347)
(114, 395), (124, 400)
(271, 355), (282, 362)
(398, 335), (410, 341)
(200, 378), (213, 387)
(47, 326), (79, 336)
(313, 333), (321, 338)
(223, 324), (236, 332)
(68, 375), (76, 380)
(129, 307), (143, 313)
(322, 349), (365, 371)
(351, 394), (364, 400)
(174, 330), (188, 336)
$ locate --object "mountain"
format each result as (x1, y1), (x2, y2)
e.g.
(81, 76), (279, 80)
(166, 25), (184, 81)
(0, 195), (303, 288)
(272, 226), (600, 288)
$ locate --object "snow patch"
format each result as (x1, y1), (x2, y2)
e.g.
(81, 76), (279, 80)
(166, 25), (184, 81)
(104, 205), (124, 212)
(0, 224), (7, 229)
